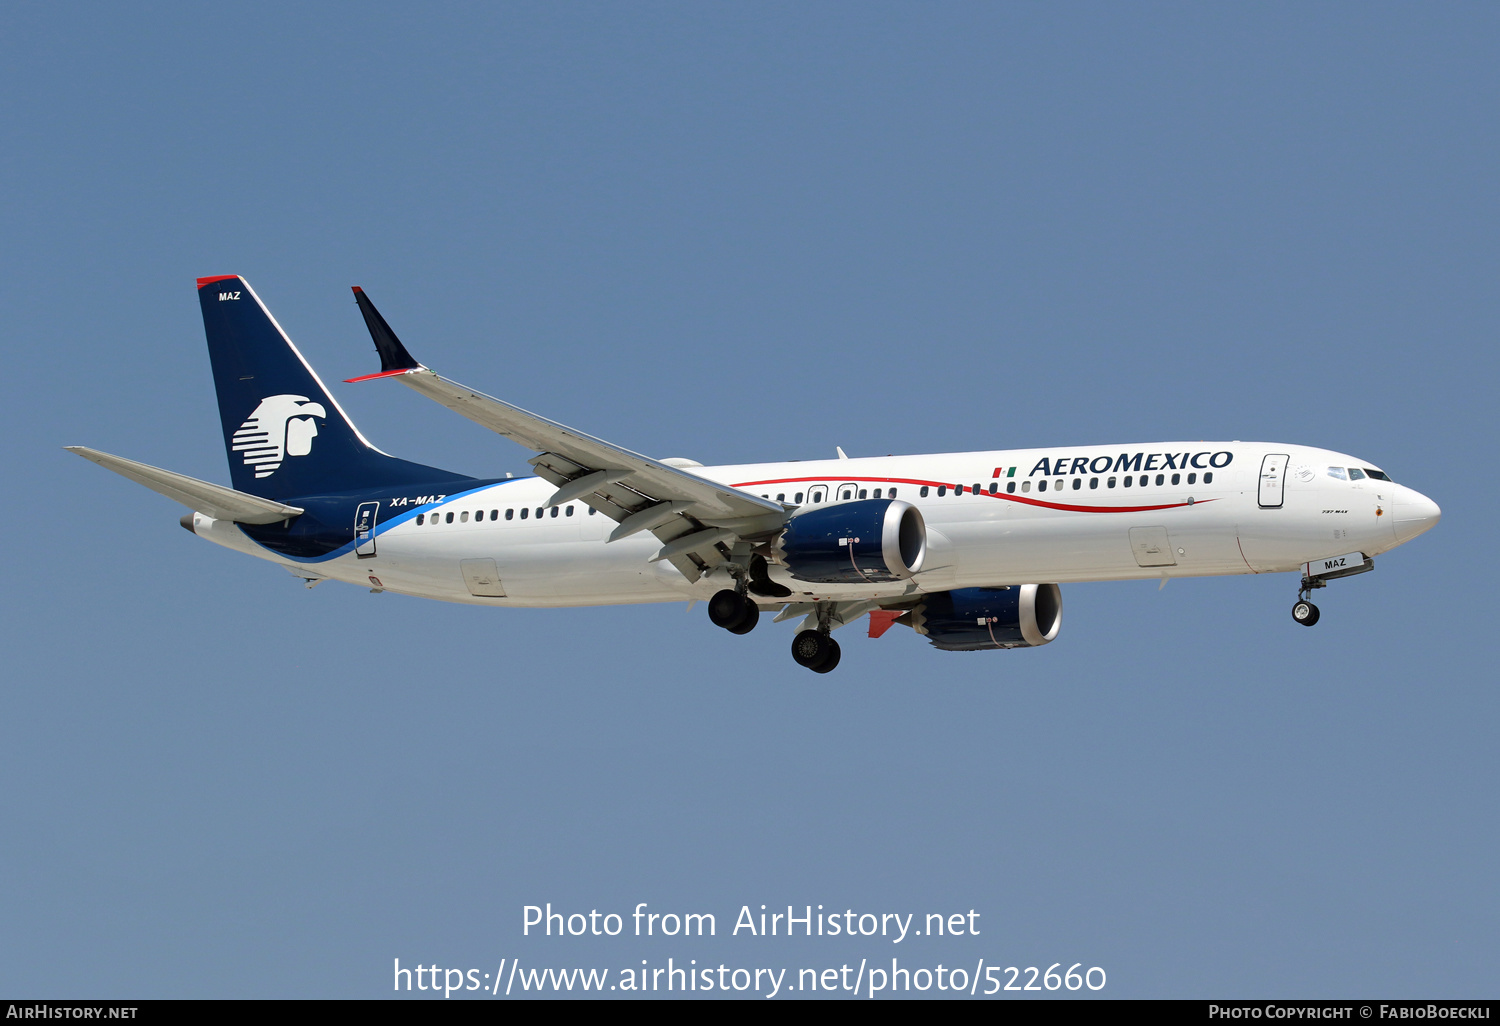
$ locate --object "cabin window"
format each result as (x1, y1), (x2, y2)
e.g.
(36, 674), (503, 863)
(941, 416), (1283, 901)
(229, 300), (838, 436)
(1171, 473), (1180, 485)
(841, 489), (852, 500)
(973, 483), (981, 494)
(1186, 473), (1196, 484)
(1155, 474), (1165, 486)
(536, 508), (544, 518)
(588, 507), (597, 514)
(1123, 476), (1133, 488)
(416, 514), (425, 525)
(1072, 478), (1082, 490)
(460, 511), (469, 522)
(889, 488), (897, 498)
(445, 512), (454, 524)
(872, 488), (881, 499)
(989, 482), (998, 494)
(1021, 481), (1031, 493)
(1204, 472), (1214, 484)
(937, 485), (948, 496)
(506, 509), (514, 520)
(955, 485), (965, 495)
(1107, 477), (1116, 488)
(1038, 481), (1047, 492)
(776, 493), (785, 501)
(794, 492), (804, 502)
(1348, 468), (1366, 481)
(1006, 482), (1016, 493)
(491, 509), (499, 519)
(550, 506), (559, 518)
(1054, 479), (1063, 491)
(920, 486), (929, 497)
(566, 505), (574, 516)
(1089, 477), (1098, 489)
(520, 508), (528, 519)
(859, 489), (868, 499)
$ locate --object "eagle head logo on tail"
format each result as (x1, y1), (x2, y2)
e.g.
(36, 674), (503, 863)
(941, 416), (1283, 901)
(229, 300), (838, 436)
(231, 394), (327, 478)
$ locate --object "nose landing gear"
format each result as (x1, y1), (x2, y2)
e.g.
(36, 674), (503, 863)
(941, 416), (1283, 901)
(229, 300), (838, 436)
(1291, 575), (1325, 627)
(1292, 596), (1321, 626)
(1290, 552), (1375, 628)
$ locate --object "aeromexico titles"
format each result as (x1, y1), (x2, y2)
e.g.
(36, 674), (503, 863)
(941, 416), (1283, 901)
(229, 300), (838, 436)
(68, 276), (1441, 673)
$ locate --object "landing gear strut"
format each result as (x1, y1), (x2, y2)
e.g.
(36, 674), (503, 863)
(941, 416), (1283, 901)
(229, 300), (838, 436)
(1292, 576), (1324, 627)
(791, 629), (841, 673)
(708, 589), (759, 634)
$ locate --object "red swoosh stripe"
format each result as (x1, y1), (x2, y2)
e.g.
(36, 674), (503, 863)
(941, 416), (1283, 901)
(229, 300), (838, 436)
(730, 474), (1215, 514)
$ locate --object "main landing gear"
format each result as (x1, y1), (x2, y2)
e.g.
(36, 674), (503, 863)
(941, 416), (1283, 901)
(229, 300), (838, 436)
(708, 588), (759, 635)
(1292, 576), (1325, 627)
(709, 586), (840, 673)
(791, 629), (841, 674)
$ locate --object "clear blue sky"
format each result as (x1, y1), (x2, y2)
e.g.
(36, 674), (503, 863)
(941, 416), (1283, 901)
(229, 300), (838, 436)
(2, 2), (1495, 998)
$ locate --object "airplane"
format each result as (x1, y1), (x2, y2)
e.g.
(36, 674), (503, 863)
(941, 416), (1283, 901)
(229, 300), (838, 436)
(68, 275), (1442, 673)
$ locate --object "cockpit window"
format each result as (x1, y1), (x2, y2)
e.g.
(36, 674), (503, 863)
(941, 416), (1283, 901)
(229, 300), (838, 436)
(1327, 467), (1347, 480)
(1347, 468), (1366, 481)
(1364, 468), (1391, 481)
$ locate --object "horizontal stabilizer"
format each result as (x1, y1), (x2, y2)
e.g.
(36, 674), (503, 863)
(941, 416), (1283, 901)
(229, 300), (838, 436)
(65, 446), (304, 524)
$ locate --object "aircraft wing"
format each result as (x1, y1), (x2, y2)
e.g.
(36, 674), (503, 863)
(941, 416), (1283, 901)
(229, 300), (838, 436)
(345, 287), (786, 576)
(65, 446), (305, 524)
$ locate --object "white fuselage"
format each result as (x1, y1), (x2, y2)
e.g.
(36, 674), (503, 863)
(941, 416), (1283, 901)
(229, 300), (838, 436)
(190, 442), (1440, 607)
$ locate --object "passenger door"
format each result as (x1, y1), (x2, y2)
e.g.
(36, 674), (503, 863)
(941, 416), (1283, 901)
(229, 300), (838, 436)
(1258, 454), (1288, 509)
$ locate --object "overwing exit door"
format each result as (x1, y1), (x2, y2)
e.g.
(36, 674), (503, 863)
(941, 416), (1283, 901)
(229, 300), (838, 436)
(354, 502), (379, 557)
(1258, 454), (1288, 509)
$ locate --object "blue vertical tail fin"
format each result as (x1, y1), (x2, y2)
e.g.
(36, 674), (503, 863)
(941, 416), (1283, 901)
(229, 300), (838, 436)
(196, 276), (467, 499)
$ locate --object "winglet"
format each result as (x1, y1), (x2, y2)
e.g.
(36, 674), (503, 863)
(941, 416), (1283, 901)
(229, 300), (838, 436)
(346, 285), (422, 382)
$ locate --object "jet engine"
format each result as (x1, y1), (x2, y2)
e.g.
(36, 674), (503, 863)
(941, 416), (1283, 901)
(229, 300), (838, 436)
(772, 498), (926, 584)
(906, 584), (1062, 650)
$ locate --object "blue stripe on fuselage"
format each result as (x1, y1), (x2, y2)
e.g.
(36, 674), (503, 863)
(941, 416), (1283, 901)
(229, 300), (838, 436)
(237, 478), (524, 563)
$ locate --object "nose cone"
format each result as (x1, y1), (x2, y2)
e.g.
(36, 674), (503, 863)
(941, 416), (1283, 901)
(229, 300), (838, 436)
(1392, 485), (1441, 544)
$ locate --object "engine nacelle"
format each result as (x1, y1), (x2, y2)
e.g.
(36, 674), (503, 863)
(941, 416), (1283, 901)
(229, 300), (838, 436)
(773, 498), (926, 584)
(908, 584), (1062, 651)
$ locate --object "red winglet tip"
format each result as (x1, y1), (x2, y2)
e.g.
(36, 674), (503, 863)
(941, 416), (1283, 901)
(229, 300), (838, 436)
(351, 285), (363, 294)
(196, 274), (240, 288)
(344, 368), (415, 383)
